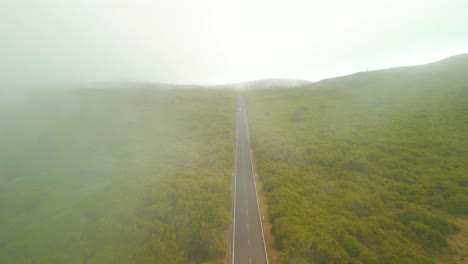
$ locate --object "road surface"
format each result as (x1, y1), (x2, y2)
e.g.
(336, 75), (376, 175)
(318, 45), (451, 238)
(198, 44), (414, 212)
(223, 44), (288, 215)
(232, 96), (269, 264)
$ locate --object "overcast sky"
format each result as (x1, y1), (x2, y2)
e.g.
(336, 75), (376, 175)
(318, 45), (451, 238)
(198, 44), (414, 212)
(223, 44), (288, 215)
(2, 0), (468, 86)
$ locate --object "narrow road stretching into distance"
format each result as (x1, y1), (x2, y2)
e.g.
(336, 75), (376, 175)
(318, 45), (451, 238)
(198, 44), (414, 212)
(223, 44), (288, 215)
(232, 96), (269, 264)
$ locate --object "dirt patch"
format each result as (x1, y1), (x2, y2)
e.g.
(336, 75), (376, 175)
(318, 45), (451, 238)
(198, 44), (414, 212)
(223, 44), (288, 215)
(446, 216), (468, 264)
(224, 169), (235, 264)
(223, 221), (233, 264)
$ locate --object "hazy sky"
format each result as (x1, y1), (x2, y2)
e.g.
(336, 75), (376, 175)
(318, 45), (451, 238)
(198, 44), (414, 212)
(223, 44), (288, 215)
(2, 0), (468, 85)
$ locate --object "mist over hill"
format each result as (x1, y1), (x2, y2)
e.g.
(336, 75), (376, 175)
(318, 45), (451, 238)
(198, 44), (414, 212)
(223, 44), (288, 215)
(216, 78), (313, 89)
(1, 52), (467, 263)
(68, 53), (467, 91)
(245, 52), (468, 263)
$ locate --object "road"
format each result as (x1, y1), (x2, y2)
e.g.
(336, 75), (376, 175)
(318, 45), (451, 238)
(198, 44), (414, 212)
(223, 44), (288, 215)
(232, 96), (269, 264)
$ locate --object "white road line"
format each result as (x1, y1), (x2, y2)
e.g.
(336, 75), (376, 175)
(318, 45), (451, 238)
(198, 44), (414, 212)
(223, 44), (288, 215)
(232, 98), (240, 264)
(248, 239), (251, 247)
(243, 101), (270, 264)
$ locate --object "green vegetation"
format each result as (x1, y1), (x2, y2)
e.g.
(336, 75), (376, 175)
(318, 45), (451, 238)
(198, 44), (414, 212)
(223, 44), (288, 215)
(2, 54), (467, 263)
(0, 87), (235, 263)
(246, 54), (468, 263)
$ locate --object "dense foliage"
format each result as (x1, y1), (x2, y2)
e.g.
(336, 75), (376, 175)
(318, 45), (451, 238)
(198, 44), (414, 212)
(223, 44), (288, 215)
(246, 55), (468, 263)
(0, 87), (235, 263)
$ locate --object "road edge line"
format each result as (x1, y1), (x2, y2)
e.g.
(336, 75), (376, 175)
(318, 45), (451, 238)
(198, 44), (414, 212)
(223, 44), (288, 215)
(243, 97), (270, 264)
(231, 96), (240, 264)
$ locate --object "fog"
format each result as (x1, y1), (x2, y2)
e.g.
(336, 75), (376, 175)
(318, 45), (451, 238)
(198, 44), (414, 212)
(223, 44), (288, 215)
(2, 0), (468, 87)
(1, 2), (467, 262)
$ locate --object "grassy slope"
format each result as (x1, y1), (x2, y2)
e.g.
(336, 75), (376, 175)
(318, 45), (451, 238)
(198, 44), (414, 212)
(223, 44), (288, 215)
(246, 54), (468, 263)
(0, 87), (235, 263)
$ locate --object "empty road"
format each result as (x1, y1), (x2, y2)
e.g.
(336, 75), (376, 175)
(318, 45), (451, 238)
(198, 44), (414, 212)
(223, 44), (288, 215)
(232, 96), (268, 264)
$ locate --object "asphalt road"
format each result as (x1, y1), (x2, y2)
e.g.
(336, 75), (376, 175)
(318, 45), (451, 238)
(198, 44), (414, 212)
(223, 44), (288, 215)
(232, 96), (268, 264)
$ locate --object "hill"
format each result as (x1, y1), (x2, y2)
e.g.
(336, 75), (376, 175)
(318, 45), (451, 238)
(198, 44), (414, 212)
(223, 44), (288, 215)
(1, 53), (466, 263)
(246, 53), (468, 263)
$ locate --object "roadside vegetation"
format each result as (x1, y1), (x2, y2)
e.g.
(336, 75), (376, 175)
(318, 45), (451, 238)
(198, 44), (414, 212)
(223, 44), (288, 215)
(246, 54), (468, 263)
(0, 87), (235, 263)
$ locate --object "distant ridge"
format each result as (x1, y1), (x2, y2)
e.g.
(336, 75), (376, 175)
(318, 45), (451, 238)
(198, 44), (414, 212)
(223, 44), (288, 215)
(216, 78), (313, 89)
(317, 52), (468, 84)
(85, 78), (313, 90)
(80, 53), (468, 90)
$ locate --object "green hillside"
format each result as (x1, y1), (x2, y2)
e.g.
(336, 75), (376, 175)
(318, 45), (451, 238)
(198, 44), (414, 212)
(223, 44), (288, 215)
(1, 53), (466, 264)
(0, 88), (235, 263)
(246, 54), (468, 263)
